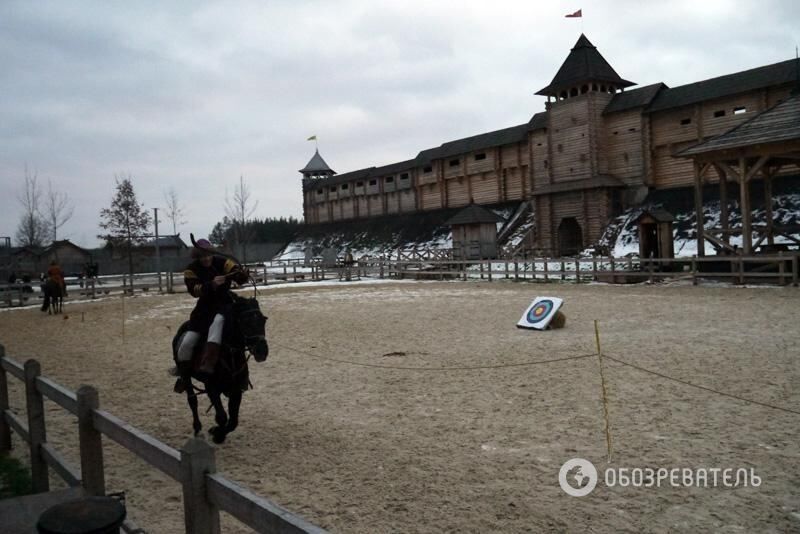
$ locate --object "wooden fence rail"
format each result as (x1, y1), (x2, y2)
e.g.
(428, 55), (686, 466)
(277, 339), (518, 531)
(4, 254), (796, 309)
(0, 347), (326, 534)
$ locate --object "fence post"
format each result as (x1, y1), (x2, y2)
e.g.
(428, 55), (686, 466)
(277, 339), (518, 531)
(543, 257), (549, 282)
(610, 256), (615, 283)
(0, 345), (11, 455)
(575, 259), (580, 283)
(792, 255), (798, 287)
(592, 256), (597, 281)
(514, 260), (519, 281)
(738, 256), (745, 285)
(77, 385), (105, 496)
(24, 359), (49, 492)
(560, 260), (565, 281)
(487, 260), (492, 282)
(778, 252), (786, 286)
(691, 256), (698, 285)
(648, 256), (655, 284)
(180, 437), (221, 534)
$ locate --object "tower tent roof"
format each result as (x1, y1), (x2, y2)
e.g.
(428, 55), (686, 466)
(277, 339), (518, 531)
(300, 149), (335, 174)
(536, 34), (635, 96)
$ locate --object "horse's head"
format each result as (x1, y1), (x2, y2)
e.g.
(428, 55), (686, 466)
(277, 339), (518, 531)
(232, 295), (269, 362)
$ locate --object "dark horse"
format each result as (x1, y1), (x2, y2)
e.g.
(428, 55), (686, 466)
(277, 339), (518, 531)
(41, 278), (64, 314)
(171, 293), (268, 443)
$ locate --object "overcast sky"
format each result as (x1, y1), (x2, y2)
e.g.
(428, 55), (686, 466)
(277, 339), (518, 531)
(1, 0), (797, 248)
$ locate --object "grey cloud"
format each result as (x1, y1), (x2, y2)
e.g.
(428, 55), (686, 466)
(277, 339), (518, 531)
(1, 0), (798, 247)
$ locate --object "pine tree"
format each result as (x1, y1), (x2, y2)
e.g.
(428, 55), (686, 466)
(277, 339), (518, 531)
(98, 175), (152, 279)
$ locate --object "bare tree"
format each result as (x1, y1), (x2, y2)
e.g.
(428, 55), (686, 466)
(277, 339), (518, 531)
(163, 187), (186, 235)
(15, 165), (49, 247)
(44, 179), (74, 244)
(224, 175), (258, 263)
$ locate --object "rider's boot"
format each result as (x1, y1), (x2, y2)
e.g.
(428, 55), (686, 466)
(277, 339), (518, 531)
(173, 361), (192, 394)
(198, 342), (221, 377)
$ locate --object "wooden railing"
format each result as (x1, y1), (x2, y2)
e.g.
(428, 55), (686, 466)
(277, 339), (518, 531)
(247, 254), (800, 286)
(4, 254), (796, 309)
(369, 254), (799, 286)
(0, 347), (326, 534)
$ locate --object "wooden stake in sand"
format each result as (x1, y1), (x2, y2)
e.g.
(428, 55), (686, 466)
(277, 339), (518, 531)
(121, 295), (126, 342)
(594, 320), (613, 463)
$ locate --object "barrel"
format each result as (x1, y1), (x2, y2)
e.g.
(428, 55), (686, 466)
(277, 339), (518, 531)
(37, 496), (126, 534)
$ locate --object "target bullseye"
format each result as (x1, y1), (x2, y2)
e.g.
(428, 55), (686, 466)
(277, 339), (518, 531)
(517, 296), (564, 330)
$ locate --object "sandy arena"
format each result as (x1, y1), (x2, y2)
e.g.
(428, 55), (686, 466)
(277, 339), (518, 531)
(1, 281), (799, 533)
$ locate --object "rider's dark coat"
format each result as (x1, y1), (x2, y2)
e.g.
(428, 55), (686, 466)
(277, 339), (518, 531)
(183, 256), (248, 333)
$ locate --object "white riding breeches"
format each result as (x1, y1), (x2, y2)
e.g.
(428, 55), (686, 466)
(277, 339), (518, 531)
(177, 313), (225, 362)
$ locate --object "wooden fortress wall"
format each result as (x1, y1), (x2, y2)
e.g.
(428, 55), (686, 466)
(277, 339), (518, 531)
(303, 83), (796, 253)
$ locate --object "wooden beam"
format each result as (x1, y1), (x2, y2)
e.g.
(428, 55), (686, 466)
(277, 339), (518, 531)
(717, 165), (729, 244)
(764, 168), (774, 246)
(703, 232), (737, 253)
(693, 161), (706, 257)
(739, 156), (752, 254)
(716, 161), (741, 182)
(745, 155), (770, 182)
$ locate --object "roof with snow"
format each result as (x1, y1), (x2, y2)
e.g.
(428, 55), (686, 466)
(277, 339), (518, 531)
(300, 149), (335, 174)
(142, 235), (188, 249)
(536, 34), (635, 97)
(679, 94), (800, 157)
(445, 204), (505, 226)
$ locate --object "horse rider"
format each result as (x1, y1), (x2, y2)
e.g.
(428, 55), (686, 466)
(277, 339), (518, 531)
(174, 239), (249, 393)
(47, 260), (66, 294)
(41, 261), (65, 311)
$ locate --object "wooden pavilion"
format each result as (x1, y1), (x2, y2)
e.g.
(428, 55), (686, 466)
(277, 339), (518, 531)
(680, 93), (800, 256)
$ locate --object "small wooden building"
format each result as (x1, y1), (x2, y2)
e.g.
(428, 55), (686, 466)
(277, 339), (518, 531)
(446, 204), (505, 259)
(12, 240), (92, 276)
(636, 209), (674, 259)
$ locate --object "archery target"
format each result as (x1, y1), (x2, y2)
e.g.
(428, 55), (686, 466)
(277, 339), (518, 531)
(517, 296), (564, 330)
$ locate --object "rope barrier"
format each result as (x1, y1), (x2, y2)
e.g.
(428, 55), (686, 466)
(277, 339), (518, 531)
(273, 342), (800, 416)
(603, 354), (800, 416)
(272, 342), (595, 371)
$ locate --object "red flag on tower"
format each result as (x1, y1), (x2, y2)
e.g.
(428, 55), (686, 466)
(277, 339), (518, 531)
(565, 9), (582, 18)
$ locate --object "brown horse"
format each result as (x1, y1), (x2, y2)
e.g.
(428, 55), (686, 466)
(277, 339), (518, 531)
(41, 278), (64, 314)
